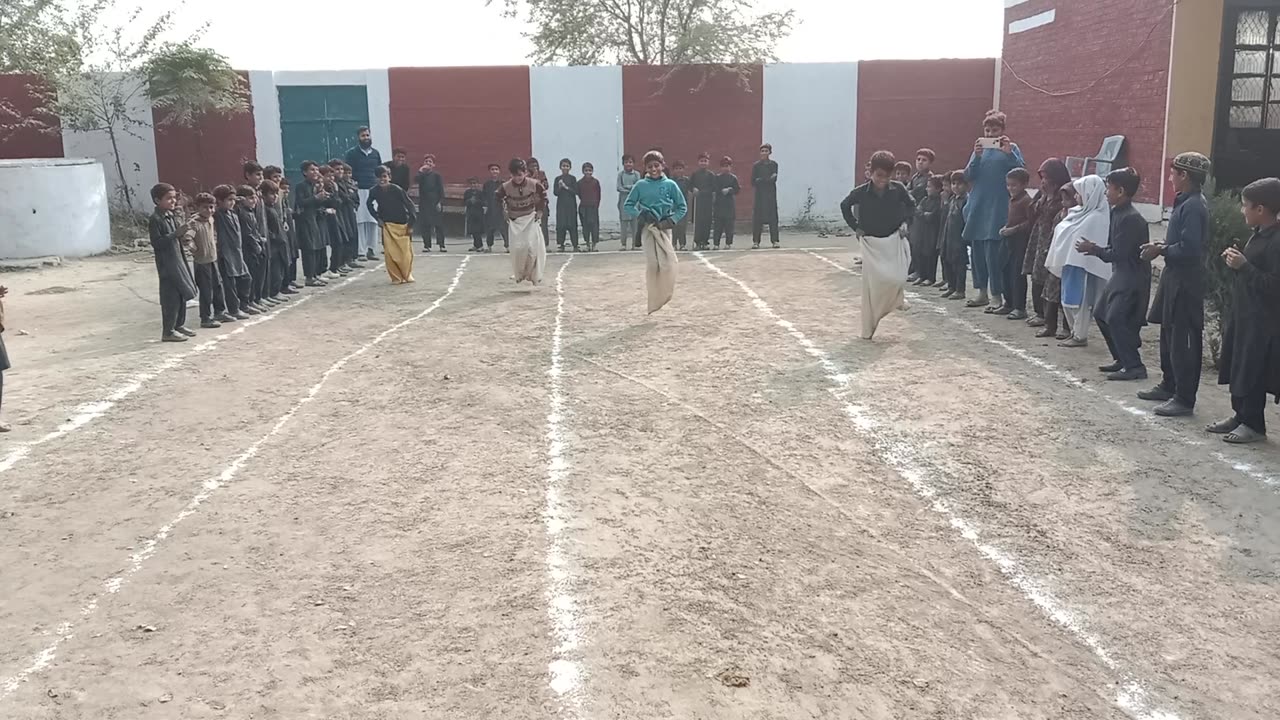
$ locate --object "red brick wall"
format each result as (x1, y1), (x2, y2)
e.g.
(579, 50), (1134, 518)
(856, 59), (997, 177)
(0, 74), (63, 160)
(622, 65), (764, 221)
(1000, 0), (1173, 204)
(388, 67), (532, 180)
(152, 74), (257, 194)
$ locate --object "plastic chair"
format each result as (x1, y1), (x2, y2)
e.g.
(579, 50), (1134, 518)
(1066, 135), (1126, 177)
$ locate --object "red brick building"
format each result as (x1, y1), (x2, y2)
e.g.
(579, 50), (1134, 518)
(1000, 0), (1280, 213)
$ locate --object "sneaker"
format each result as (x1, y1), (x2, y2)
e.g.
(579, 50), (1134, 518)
(752, 242), (761, 250)
(200, 319), (222, 329)
(1154, 399), (1194, 417)
(1138, 386), (1175, 402)
(215, 312), (236, 323)
(233, 311), (251, 320)
(306, 279), (324, 287)
(281, 287), (299, 295)
(1058, 337), (1087, 348)
(242, 306), (260, 316)
(273, 295), (290, 303)
(771, 242), (780, 249)
(1107, 367), (1148, 381)
(175, 326), (196, 337)
(366, 249), (377, 261)
(161, 333), (188, 343)
(1099, 362), (1123, 373)
(907, 273), (919, 282)
(438, 246), (448, 253)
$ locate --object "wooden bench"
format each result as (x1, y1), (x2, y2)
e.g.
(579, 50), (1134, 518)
(408, 182), (470, 213)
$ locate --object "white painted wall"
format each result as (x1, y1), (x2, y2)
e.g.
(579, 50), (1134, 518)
(59, 72), (159, 212)
(762, 63), (859, 224)
(0, 159), (111, 259)
(259, 70), (394, 168)
(529, 66), (625, 231)
(249, 70), (283, 167)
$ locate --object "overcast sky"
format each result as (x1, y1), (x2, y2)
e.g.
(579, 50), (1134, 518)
(155, 0), (1004, 70)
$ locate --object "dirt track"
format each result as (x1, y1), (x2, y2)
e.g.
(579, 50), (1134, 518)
(1, 234), (1277, 719)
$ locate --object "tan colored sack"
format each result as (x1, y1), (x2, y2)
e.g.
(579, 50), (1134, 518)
(643, 223), (677, 313)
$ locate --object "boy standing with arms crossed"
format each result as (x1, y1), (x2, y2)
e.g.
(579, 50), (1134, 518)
(554, 158), (580, 252)
(483, 163), (508, 252)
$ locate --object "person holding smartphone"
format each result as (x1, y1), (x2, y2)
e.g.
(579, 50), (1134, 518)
(962, 110), (1025, 312)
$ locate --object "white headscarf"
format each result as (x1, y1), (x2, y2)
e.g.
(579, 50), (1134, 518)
(1045, 175), (1112, 281)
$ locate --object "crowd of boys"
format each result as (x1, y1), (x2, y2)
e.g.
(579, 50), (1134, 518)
(148, 160), (376, 342)
(376, 145), (784, 254)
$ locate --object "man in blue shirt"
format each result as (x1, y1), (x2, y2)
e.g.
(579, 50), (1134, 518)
(345, 127), (383, 261)
(1139, 152), (1211, 417)
(963, 111), (1025, 312)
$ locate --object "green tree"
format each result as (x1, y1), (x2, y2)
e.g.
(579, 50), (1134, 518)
(0, 0), (247, 209)
(493, 0), (794, 85)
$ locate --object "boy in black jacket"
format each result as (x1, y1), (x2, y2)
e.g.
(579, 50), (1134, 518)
(463, 177), (486, 252)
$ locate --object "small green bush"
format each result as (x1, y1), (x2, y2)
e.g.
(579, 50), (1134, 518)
(1203, 179), (1252, 367)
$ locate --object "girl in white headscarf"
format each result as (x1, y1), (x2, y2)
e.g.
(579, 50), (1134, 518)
(1046, 175), (1112, 347)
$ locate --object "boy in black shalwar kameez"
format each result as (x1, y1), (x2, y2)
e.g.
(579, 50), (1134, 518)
(416, 154), (447, 252)
(213, 184), (253, 316)
(689, 153), (716, 251)
(1210, 177), (1280, 443)
(751, 143), (780, 249)
(464, 177), (486, 252)
(672, 160), (692, 250)
(236, 185), (269, 312)
(482, 163), (508, 252)
(553, 158), (580, 252)
(578, 162), (602, 252)
(1140, 152), (1211, 417)
(713, 156), (740, 250)
(260, 180), (292, 304)
(294, 162), (329, 287)
(1076, 168), (1151, 381)
(149, 183), (198, 342)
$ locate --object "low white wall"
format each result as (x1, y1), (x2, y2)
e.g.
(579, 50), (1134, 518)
(0, 159), (111, 259)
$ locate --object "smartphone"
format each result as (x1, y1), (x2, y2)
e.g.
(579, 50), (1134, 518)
(977, 137), (1001, 150)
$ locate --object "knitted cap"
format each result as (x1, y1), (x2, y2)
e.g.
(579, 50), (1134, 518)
(1171, 152), (1211, 174)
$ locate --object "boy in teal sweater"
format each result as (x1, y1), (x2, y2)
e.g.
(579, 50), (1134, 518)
(624, 151), (688, 232)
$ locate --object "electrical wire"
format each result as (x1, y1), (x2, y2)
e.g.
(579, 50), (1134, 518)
(1001, 0), (1181, 98)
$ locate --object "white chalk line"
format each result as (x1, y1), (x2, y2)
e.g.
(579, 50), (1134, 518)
(696, 252), (1181, 720)
(0, 264), (384, 478)
(0, 258), (469, 702)
(543, 256), (588, 716)
(417, 245), (851, 259)
(804, 249), (1280, 494)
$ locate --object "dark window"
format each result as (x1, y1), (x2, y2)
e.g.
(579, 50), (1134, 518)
(1227, 9), (1280, 129)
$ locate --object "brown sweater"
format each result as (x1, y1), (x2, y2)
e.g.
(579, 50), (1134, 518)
(1005, 192), (1033, 237)
(183, 215), (218, 264)
(498, 177), (546, 219)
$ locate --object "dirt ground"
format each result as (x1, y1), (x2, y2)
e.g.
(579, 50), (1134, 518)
(0, 232), (1277, 720)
